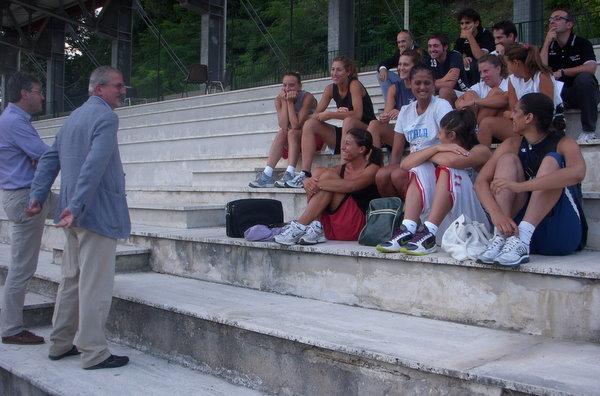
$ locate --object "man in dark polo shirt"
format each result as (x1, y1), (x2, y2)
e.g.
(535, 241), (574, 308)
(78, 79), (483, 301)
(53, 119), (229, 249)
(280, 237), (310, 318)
(424, 33), (469, 107)
(377, 29), (418, 100)
(541, 8), (600, 142)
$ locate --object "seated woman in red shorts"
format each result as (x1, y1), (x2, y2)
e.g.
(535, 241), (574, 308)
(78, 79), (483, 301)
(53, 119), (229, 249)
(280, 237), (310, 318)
(275, 128), (382, 245)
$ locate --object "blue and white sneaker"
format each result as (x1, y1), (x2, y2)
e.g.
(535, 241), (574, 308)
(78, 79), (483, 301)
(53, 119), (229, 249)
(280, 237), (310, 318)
(476, 234), (506, 264)
(274, 221), (306, 245)
(376, 224), (413, 253)
(493, 236), (529, 267)
(299, 221), (327, 245)
(403, 226), (437, 255)
(284, 172), (306, 189)
(249, 172), (275, 188)
(275, 171), (295, 188)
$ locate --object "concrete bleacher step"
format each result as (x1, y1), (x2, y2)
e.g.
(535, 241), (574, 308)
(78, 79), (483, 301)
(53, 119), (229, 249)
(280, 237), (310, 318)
(1, 248), (598, 395)
(0, 326), (263, 396)
(127, 203), (225, 229)
(52, 244), (151, 273)
(0, 286), (54, 329)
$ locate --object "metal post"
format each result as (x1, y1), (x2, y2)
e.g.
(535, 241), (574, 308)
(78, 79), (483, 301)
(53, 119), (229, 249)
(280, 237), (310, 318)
(1, 74), (6, 112)
(404, 0), (409, 30)
(289, 0), (293, 70)
(156, 27), (161, 102)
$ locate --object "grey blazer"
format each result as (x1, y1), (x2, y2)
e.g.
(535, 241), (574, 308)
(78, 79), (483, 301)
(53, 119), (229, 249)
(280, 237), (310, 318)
(30, 96), (131, 239)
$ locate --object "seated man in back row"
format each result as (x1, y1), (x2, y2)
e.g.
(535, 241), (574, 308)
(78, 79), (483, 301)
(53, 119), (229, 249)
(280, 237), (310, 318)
(377, 29), (418, 100)
(541, 8), (600, 143)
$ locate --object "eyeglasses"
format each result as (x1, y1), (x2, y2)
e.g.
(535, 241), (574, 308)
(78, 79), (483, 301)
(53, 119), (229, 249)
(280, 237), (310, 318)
(548, 16), (569, 22)
(28, 89), (45, 96)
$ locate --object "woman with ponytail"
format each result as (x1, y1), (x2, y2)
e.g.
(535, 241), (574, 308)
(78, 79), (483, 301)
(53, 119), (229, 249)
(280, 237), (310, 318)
(285, 56), (376, 188)
(475, 93), (586, 267)
(275, 128), (382, 245)
(477, 43), (564, 146)
(377, 109), (492, 255)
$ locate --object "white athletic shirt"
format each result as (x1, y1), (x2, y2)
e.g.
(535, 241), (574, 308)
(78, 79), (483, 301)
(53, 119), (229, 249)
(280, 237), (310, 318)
(469, 78), (509, 98)
(394, 96), (453, 153)
(508, 72), (563, 107)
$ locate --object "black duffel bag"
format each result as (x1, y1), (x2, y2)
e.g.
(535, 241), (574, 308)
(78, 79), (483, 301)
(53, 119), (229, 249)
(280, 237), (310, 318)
(225, 198), (284, 238)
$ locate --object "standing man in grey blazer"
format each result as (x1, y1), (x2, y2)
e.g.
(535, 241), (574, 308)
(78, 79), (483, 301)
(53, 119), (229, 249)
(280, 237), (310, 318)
(27, 66), (131, 370)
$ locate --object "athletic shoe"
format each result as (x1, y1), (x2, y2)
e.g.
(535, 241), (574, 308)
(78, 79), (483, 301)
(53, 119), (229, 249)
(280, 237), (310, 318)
(274, 221), (306, 245)
(476, 234), (506, 264)
(274, 171), (295, 188)
(403, 226), (437, 255)
(576, 132), (599, 144)
(249, 172), (275, 188)
(376, 224), (413, 253)
(284, 172), (306, 189)
(493, 236), (529, 267)
(299, 221), (327, 245)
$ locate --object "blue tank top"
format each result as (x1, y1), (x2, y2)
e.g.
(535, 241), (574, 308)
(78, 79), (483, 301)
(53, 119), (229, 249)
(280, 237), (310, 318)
(392, 80), (415, 110)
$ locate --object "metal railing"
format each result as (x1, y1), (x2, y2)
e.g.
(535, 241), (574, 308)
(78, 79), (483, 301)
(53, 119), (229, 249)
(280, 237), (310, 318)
(514, 10), (600, 46)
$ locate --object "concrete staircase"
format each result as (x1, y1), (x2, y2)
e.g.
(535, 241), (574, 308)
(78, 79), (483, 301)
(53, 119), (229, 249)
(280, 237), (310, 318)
(1, 70), (600, 395)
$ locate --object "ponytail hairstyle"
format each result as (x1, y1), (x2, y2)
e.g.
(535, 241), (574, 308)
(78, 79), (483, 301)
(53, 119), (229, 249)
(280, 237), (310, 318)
(519, 92), (560, 135)
(331, 56), (358, 80)
(504, 43), (551, 75)
(478, 53), (508, 78)
(347, 128), (384, 166)
(409, 64), (434, 81)
(399, 48), (423, 67)
(440, 109), (478, 150)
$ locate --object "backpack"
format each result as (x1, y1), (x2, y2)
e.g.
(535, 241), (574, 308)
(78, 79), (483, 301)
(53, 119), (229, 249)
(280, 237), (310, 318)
(358, 197), (403, 246)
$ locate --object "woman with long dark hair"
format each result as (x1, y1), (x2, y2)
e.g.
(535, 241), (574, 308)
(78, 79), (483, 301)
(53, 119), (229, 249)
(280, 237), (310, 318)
(475, 93), (587, 267)
(275, 128), (382, 245)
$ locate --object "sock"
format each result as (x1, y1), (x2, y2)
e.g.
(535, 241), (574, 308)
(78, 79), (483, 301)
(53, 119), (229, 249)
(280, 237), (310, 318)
(302, 170), (312, 178)
(424, 221), (438, 236)
(286, 165), (295, 175)
(401, 219), (418, 234)
(263, 166), (274, 177)
(518, 221), (535, 246)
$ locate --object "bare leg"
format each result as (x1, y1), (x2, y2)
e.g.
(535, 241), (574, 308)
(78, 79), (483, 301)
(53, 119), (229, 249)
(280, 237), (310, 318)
(476, 88), (505, 124)
(427, 168), (453, 225)
(287, 128), (301, 168)
(438, 87), (457, 108)
(266, 128), (288, 168)
(298, 169), (346, 225)
(300, 118), (337, 172)
(390, 166), (410, 199)
(341, 117), (369, 147)
(522, 156), (563, 226)
(492, 153), (527, 217)
(477, 116), (513, 147)
(403, 175), (423, 222)
(367, 120), (395, 148)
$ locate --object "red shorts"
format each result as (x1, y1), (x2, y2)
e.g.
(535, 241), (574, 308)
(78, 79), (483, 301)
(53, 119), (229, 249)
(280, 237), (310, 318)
(320, 196), (366, 241)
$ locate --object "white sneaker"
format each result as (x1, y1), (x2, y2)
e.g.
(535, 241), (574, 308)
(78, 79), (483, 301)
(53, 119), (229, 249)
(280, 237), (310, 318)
(274, 171), (295, 188)
(284, 172), (306, 189)
(493, 236), (529, 267)
(274, 221), (306, 245)
(299, 221), (326, 245)
(476, 234), (506, 264)
(576, 132), (598, 144)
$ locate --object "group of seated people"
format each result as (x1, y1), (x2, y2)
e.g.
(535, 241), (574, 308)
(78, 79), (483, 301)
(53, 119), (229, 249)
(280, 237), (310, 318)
(247, 7), (596, 268)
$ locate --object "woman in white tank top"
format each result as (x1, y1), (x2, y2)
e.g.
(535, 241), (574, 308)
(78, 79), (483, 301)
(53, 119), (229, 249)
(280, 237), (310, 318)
(477, 43), (562, 146)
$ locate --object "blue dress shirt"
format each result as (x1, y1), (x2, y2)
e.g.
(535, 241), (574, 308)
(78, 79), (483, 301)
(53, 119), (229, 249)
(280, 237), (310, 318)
(0, 103), (49, 189)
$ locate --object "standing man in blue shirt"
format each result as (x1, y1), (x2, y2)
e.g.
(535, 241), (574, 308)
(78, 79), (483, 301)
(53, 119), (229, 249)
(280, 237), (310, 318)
(0, 71), (56, 345)
(28, 66), (131, 370)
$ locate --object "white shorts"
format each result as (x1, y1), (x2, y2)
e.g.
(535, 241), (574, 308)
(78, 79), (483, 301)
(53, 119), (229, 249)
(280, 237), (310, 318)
(409, 162), (491, 240)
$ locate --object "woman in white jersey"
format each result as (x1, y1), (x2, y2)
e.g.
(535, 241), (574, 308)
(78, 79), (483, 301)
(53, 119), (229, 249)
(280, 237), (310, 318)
(375, 65), (453, 199)
(376, 109), (491, 254)
(477, 43), (563, 146)
(455, 54), (509, 124)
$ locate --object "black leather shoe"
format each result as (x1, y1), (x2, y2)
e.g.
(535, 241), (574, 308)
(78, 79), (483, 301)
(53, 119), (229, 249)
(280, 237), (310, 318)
(83, 354), (129, 370)
(49, 346), (80, 361)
